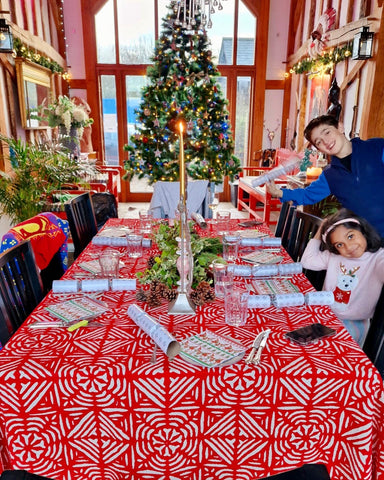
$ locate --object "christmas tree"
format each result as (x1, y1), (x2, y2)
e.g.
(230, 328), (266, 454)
(123, 1), (241, 185)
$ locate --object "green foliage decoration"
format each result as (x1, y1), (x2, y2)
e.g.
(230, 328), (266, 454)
(290, 42), (353, 77)
(13, 37), (64, 74)
(123, 2), (241, 185)
(0, 135), (84, 224)
(137, 222), (223, 288)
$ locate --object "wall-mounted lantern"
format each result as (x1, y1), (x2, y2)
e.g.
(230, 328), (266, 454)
(0, 18), (13, 53)
(352, 26), (374, 60)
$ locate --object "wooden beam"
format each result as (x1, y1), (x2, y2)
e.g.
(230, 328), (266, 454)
(10, 22), (66, 68)
(265, 80), (285, 89)
(339, 60), (366, 92)
(288, 16), (380, 66)
(361, 6), (384, 138)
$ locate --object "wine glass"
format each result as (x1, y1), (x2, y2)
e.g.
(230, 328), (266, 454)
(208, 192), (220, 223)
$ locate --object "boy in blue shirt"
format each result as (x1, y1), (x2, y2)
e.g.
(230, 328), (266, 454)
(267, 115), (384, 239)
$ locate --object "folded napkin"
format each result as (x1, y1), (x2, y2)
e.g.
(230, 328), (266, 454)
(78, 260), (102, 274)
(111, 278), (136, 291)
(278, 262), (303, 275)
(305, 291), (334, 305)
(248, 294), (271, 308)
(52, 280), (79, 293)
(81, 279), (110, 292)
(128, 304), (180, 359)
(272, 293), (305, 308)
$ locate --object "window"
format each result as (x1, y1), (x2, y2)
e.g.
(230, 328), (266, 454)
(94, 0), (257, 198)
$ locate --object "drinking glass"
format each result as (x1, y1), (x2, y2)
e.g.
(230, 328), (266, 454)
(208, 192), (220, 223)
(212, 259), (233, 298)
(223, 234), (241, 262)
(139, 210), (153, 234)
(224, 283), (249, 326)
(126, 233), (143, 258)
(98, 249), (120, 278)
(216, 210), (230, 235)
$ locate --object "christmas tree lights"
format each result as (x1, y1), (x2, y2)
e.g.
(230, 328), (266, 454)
(123, 1), (241, 185)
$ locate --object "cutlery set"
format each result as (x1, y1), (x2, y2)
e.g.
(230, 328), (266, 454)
(245, 329), (271, 365)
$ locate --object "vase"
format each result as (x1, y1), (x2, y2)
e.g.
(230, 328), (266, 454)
(59, 126), (80, 158)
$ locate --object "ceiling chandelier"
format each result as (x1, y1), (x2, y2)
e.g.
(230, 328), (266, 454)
(173, 0), (227, 30)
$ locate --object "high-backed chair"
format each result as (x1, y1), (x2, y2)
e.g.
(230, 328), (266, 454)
(257, 463), (330, 480)
(274, 201), (296, 249)
(65, 192), (98, 259)
(286, 210), (323, 262)
(0, 240), (44, 341)
(0, 212), (69, 294)
(285, 210), (326, 291)
(0, 470), (57, 479)
(363, 284), (384, 379)
(91, 192), (118, 230)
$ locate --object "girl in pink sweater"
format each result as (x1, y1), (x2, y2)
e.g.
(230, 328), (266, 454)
(301, 208), (384, 346)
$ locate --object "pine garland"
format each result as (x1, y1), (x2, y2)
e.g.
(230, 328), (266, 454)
(290, 42), (353, 77)
(13, 37), (64, 74)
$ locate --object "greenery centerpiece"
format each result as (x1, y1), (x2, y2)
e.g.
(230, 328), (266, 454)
(123, 2), (241, 185)
(136, 222), (223, 307)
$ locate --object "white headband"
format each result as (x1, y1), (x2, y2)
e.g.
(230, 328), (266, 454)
(321, 218), (361, 243)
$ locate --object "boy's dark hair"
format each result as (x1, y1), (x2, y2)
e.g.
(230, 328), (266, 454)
(304, 115), (339, 143)
(320, 208), (382, 254)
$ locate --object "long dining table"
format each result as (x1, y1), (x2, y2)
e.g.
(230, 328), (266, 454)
(0, 218), (383, 480)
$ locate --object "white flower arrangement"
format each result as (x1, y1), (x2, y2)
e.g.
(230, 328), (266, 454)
(32, 95), (94, 139)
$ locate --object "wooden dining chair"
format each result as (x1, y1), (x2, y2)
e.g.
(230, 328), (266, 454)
(65, 192), (98, 259)
(286, 210), (323, 262)
(0, 470), (57, 479)
(274, 201), (296, 249)
(0, 240), (44, 342)
(285, 210), (326, 291)
(363, 284), (384, 379)
(257, 463), (330, 479)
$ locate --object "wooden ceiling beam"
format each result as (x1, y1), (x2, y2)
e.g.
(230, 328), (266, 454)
(287, 16), (380, 66)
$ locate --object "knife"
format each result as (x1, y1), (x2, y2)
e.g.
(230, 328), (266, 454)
(252, 329), (271, 365)
(245, 331), (268, 364)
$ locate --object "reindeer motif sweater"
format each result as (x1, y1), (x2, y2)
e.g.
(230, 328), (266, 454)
(281, 137), (384, 238)
(301, 239), (384, 321)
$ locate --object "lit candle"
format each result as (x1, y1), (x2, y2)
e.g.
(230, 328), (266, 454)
(306, 167), (322, 178)
(179, 122), (185, 197)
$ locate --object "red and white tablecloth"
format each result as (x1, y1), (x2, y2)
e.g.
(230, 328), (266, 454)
(0, 218), (383, 480)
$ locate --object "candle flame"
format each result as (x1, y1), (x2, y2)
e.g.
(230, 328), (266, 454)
(179, 122), (184, 134)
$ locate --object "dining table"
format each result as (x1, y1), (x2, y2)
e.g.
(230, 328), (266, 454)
(0, 217), (383, 480)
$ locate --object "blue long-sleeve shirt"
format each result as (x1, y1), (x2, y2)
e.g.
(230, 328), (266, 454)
(281, 137), (384, 238)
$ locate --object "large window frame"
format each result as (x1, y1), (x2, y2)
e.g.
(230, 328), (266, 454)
(84, 0), (267, 202)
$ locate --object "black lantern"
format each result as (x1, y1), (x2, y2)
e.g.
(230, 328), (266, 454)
(0, 18), (13, 53)
(352, 26), (374, 60)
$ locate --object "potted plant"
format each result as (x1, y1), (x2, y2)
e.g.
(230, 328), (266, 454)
(0, 135), (88, 225)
